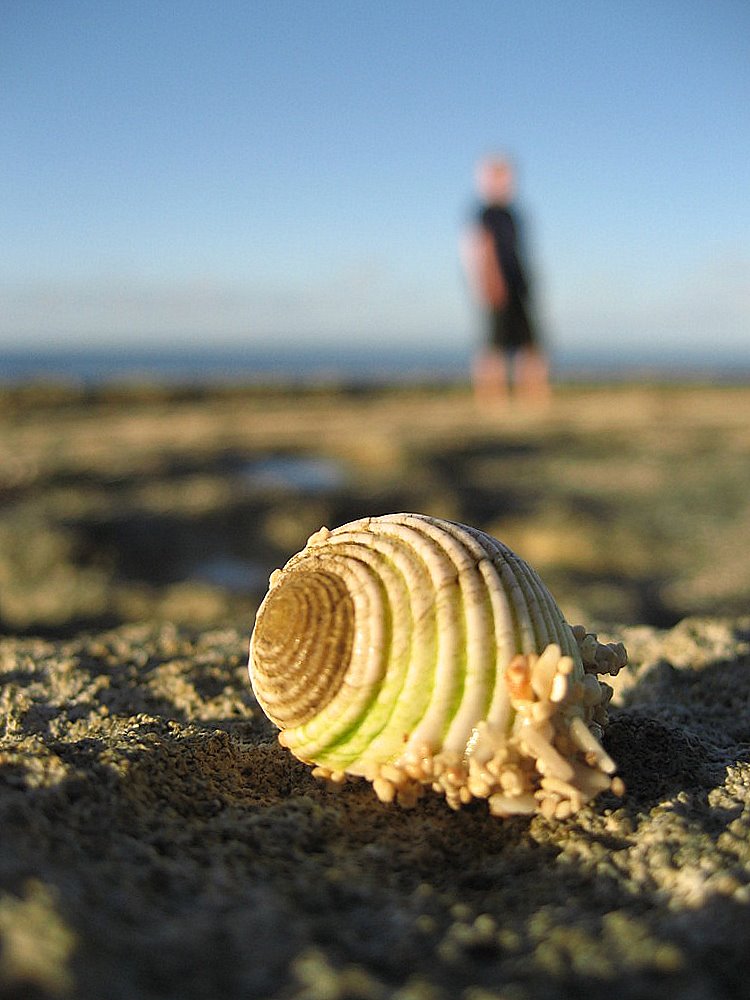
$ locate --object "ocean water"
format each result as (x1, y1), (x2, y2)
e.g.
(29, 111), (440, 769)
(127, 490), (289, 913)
(1, 343), (749, 387)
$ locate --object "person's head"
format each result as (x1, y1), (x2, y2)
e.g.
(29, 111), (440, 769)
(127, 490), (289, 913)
(476, 156), (515, 205)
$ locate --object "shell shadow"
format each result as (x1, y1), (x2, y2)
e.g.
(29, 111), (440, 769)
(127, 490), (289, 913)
(605, 654), (750, 818)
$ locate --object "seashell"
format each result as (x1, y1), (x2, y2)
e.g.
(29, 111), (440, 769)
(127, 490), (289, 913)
(249, 513), (627, 819)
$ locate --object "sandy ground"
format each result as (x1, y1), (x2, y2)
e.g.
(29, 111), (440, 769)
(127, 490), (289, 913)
(1, 381), (750, 998)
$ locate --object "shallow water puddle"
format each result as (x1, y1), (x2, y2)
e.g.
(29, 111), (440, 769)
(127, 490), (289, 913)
(237, 455), (348, 494)
(190, 556), (270, 592)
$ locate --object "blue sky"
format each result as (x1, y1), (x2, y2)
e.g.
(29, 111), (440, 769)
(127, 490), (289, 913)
(2, 0), (749, 357)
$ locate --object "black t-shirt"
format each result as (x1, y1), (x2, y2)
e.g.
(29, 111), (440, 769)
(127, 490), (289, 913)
(479, 204), (528, 298)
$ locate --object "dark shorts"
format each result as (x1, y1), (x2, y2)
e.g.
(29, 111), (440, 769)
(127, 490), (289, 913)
(487, 294), (537, 351)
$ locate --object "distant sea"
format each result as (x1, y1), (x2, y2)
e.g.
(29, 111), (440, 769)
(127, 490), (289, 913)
(1, 343), (749, 387)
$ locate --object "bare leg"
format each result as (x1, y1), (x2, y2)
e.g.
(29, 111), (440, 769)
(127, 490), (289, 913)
(514, 347), (550, 403)
(472, 348), (509, 407)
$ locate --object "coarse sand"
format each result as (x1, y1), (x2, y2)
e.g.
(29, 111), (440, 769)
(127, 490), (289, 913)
(1, 616), (749, 999)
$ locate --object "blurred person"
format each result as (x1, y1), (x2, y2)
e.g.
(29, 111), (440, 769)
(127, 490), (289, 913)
(463, 155), (549, 405)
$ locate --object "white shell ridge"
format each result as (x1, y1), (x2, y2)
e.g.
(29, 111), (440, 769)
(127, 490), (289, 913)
(249, 513), (627, 818)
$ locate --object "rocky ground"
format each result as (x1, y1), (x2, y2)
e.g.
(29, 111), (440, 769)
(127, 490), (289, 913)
(1, 381), (749, 998)
(3, 381), (750, 637)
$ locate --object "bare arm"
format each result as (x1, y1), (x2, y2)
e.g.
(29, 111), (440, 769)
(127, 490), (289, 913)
(461, 225), (507, 308)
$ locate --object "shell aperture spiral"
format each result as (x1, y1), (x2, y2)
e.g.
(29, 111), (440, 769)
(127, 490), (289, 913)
(249, 513), (627, 819)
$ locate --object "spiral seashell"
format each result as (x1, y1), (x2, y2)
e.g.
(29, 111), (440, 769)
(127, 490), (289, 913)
(249, 513), (627, 819)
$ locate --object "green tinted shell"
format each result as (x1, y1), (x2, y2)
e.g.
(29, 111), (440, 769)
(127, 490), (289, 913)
(249, 513), (626, 818)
